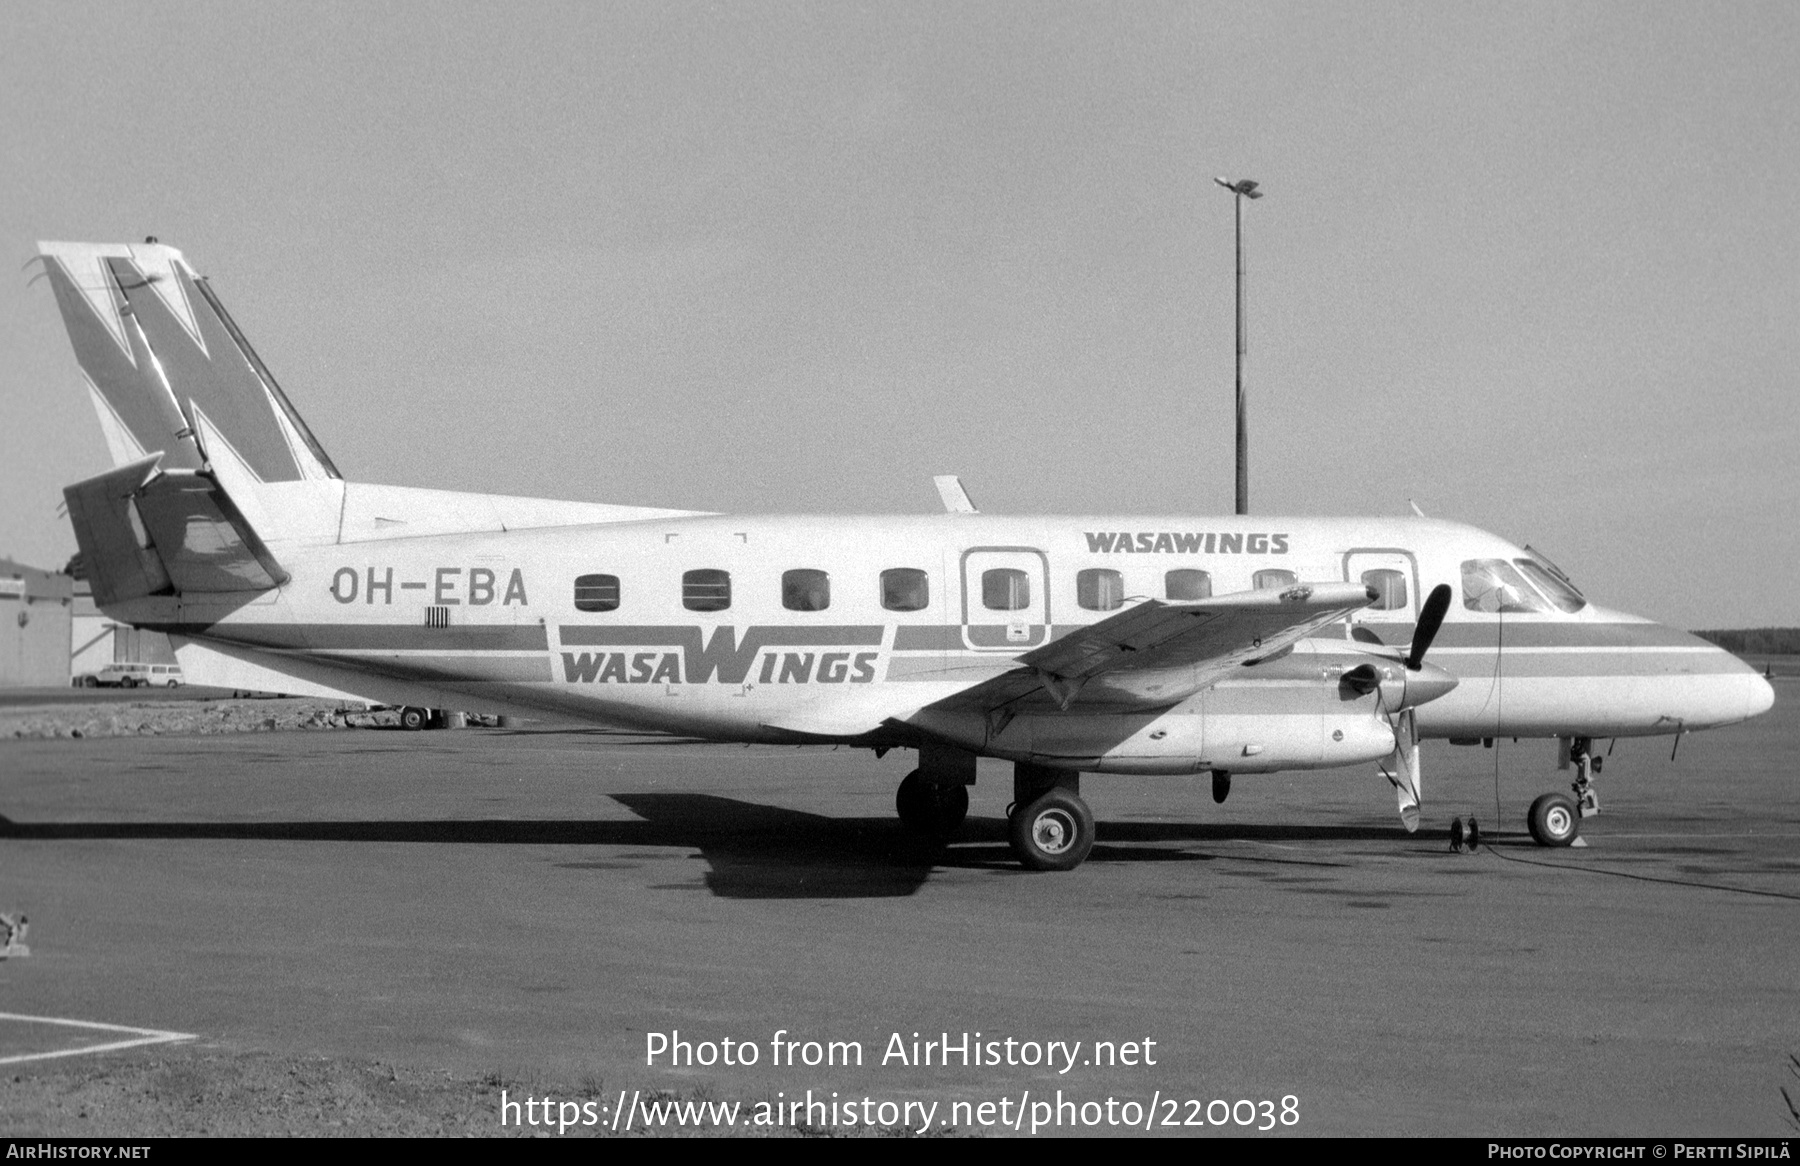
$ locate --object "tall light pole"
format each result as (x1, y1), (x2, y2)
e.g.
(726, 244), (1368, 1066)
(1214, 177), (1261, 516)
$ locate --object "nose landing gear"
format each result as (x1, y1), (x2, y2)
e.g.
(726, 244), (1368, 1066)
(1527, 736), (1603, 847)
(1527, 792), (1580, 847)
(1568, 736), (1601, 817)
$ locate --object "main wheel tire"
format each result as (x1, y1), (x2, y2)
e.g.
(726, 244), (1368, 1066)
(1008, 788), (1096, 872)
(1528, 792), (1580, 847)
(399, 706), (429, 731)
(895, 770), (970, 839)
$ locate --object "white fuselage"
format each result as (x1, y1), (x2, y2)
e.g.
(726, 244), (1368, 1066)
(111, 511), (1772, 776)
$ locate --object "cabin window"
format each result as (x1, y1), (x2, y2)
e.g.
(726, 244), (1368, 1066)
(573, 573), (620, 612)
(881, 568), (930, 612)
(1165, 569), (1212, 601)
(782, 569), (831, 612)
(1361, 569), (1409, 612)
(1460, 559), (1552, 614)
(682, 568), (732, 612)
(1076, 568), (1124, 611)
(982, 568), (1031, 611)
(1514, 558), (1586, 613)
(1253, 569), (1298, 589)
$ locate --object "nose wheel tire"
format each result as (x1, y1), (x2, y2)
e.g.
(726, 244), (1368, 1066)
(895, 770), (969, 840)
(1008, 788), (1095, 872)
(1528, 792), (1580, 847)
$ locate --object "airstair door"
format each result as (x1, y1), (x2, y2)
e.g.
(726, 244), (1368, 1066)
(1342, 549), (1420, 648)
(960, 547), (1050, 651)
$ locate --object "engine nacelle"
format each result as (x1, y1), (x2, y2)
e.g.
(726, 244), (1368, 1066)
(907, 704), (1398, 776)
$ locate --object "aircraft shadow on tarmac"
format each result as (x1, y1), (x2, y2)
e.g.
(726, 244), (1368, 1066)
(0, 797), (1415, 900)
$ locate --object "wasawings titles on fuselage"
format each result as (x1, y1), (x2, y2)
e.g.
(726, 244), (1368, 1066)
(1084, 532), (1289, 554)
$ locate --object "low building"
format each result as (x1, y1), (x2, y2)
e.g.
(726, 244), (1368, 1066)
(0, 560), (177, 687)
(0, 559), (75, 687)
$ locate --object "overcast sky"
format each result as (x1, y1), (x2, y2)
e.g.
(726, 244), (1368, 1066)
(2, 1), (1794, 628)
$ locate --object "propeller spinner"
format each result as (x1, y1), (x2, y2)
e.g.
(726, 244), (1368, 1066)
(1339, 584), (1459, 710)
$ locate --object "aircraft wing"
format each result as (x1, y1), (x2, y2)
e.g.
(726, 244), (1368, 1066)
(760, 582), (1374, 737)
(933, 581), (1377, 715)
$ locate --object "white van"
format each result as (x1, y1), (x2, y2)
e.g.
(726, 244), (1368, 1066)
(94, 662), (184, 689)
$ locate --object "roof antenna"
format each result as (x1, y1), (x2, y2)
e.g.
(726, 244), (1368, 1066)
(933, 476), (978, 515)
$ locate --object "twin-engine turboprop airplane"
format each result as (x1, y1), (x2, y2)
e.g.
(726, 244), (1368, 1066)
(33, 240), (1775, 871)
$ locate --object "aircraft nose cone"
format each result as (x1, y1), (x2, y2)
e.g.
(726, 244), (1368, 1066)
(1747, 672), (1776, 720)
(1404, 661), (1460, 709)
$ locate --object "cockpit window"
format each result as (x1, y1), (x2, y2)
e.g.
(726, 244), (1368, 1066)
(1461, 559), (1553, 614)
(1515, 555), (1587, 613)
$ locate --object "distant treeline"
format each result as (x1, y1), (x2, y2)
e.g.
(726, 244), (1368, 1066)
(1693, 628), (1800, 655)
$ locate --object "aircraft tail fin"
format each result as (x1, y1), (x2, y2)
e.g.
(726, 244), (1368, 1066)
(41, 240), (715, 548)
(64, 453), (288, 607)
(36, 240), (339, 482)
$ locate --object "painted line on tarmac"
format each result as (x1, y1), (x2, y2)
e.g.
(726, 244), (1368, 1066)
(0, 1012), (195, 1065)
(1593, 831), (1800, 839)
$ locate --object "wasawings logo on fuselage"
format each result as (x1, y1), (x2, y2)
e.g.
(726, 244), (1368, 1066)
(1084, 531), (1290, 554)
(558, 625), (882, 686)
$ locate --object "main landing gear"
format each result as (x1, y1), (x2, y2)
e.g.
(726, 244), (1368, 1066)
(890, 749), (1098, 871)
(895, 769), (969, 841)
(1007, 763), (1094, 872)
(894, 741), (976, 842)
(1526, 736), (1601, 847)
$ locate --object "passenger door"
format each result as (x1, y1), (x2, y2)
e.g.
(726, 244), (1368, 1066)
(960, 547), (1050, 650)
(1342, 549), (1419, 646)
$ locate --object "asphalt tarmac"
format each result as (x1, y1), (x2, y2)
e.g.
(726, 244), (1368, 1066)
(0, 685), (246, 707)
(1, 685), (1795, 1136)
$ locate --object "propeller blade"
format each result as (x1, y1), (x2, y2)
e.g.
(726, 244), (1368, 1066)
(1406, 583), (1453, 671)
(1382, 708), (1422, 832)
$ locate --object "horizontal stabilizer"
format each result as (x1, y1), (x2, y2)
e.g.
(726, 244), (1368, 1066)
(63, 455), (288, 606)
(62, 457), (173, 606)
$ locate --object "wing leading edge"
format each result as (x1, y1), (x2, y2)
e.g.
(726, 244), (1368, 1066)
(940, 580), (1376, 716)
(761, 581), (1375, 737)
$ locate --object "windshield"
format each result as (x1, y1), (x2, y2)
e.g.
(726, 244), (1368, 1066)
(1514, 558), (1587, 613)
(1461, 559), (1553, 614)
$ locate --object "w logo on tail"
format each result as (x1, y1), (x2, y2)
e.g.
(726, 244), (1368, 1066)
(36, 241), (339, 484)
